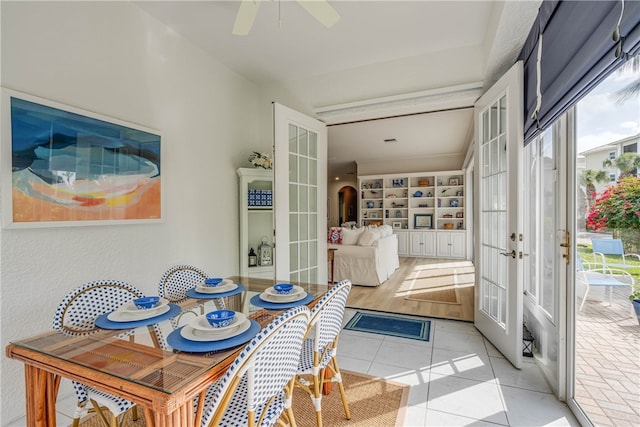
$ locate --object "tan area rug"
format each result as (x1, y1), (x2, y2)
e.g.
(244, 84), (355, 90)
(78, 370), (409, 427)
(404, 261), (475, 304)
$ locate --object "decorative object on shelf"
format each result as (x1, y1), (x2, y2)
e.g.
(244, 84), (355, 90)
(457, 222), (464, 230)
(413, 191), (423, 197)
(414, 214), (433, 229)
(443, 213), (453, 218)
(456, 212), (464, 218)
(391, 178), (405, 187)
(437, 179), (442, 186)
(437, 198), (441, 207)
(403, 190), (408, 197)
(392, 222), (402, 229)
(248, 188), (272, 206)
(248, 248), (257, 267)
(391, 202), (405, 208)
(427, 192), (432, 197)
(443, 223), (454, 229)
(374, 182), (382, 188)
(248, 151), (272, 169)
(258, 237), (273, 266)
(367, 201), (374, 208)
(379, 201), (383, 208)
(370, 212), (379, 219)
(450, 199), (459, 207)
(449, 178), (460, 186)
(418, 179), (430, 186)
(418, 204), (428, 208)
(456, 190), (464, 196)
(396, 210), (402, 218)
(385, 210), (389, 218)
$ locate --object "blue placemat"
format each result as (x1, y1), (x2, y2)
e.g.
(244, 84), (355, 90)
(167, 319), (261, 353)
(249, 292), (314, 310)
(95, 304), (182, 330)
(185, 284), (245, 300)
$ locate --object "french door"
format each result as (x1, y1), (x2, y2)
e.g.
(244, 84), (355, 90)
(474, 61), (524, 368)
(273, 103), (328, 284)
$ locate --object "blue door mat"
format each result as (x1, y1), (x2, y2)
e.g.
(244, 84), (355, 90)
(344, 311), (431, 342)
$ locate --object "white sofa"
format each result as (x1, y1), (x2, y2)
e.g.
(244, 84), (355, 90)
(327, 225), (399, 286)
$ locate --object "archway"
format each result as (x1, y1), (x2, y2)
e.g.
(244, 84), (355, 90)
(338, 186), (357, 226)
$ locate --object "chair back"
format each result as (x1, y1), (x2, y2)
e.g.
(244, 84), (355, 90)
(309, 280), (352, 356)
(592, 238), (624, 257)
(53, 280), (143, 336)
(158, 264), (207, 303)
(201, 305), (310, 426)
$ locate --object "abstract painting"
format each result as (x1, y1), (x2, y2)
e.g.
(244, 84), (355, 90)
(1, 89), (162, 227)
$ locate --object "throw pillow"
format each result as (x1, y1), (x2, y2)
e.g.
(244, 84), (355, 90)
(342, 227), (365, 245)
(327, 227), (343, 244)
(358, 228), (379, 246)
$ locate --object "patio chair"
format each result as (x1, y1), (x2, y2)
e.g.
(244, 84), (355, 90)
(52, 280), (147, 427)
(295, 279), (353, 427)
(576, 257), (631, 311)
(195, 305), (310, 427)
(591, 238), (640, 273)
(158, 264), (223, 328)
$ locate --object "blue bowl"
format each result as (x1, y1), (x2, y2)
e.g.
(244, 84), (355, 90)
(274, 283), (294, 295)
(133, 296), (160, 310)
(204, 277), (223, 287)
(206, 310), (236, 328)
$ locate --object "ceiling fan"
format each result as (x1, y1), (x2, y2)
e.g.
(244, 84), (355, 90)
(232, 0), (340, 36)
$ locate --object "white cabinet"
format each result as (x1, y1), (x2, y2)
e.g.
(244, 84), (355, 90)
(436, 231), (466, 258)
(395, 231), (409, 256)
(410, 231), (436, 257)
(237, 168), (274, 279)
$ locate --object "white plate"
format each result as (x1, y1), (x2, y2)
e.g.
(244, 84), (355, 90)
(259, 290), (307, 303)
(117, 298), (169, 314)
(107, 304), (171, 322)
(195, 282), (238, 294)
(264, 285), (305, 297)
(180, 319), (251, 342)
(189, 312), (247, 334)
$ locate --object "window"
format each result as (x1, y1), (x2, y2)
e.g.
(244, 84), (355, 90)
(609, 151), (616, 159)
(609, 173), (616, 182)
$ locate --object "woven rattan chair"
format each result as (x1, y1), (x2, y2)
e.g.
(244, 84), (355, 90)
(295, 280), (352, 427)
(196, 305), (311, 427)
(158, 264), (223, 328)
(52, 280), (146, 427)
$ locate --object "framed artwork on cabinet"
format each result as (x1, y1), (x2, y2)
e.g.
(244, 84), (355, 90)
(414, 214), (432, 229)
(1, 88), (162, 228)
(392, 221), (402, 229)
(449, 178), (460, 186)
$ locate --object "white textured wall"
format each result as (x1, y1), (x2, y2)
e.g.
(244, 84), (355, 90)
(0, 2), (262, 424)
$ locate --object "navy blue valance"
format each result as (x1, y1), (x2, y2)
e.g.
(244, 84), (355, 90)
(520, 0), (640, 145)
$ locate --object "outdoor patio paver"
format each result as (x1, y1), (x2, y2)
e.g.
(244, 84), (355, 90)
(576, 285), (640, 426)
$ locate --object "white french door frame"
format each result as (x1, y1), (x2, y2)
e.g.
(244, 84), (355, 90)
(474, 61), (524, 369)
(273, 102), (328, 285)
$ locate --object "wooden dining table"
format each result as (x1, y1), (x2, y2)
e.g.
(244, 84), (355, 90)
(6, 276), (328, 427)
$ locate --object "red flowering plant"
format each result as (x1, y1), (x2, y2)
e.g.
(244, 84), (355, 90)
(586, 177), (640, 231)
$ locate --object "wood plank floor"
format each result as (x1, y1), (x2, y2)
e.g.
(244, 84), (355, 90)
(346, 257), (475, 322)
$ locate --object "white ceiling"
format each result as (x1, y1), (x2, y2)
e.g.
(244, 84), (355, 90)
(134, 0), (540, 180)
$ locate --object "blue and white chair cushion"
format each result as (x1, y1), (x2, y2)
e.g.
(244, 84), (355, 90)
(295, 280), (352, 427)
(158, 264), (223, 328)
(53, 280), (145, 425)
(197, 305), (310, 427)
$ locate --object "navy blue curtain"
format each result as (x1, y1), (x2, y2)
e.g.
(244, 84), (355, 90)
(520, 0), (640, 145)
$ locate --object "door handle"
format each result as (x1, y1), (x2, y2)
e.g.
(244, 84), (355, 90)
(500, 250), (516, 259)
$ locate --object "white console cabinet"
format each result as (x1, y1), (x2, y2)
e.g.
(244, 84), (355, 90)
(409, 231), (436, 257)
(436, 231), (466, 258)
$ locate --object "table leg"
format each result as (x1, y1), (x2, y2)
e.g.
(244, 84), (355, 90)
(149, 401), (195, 427)
(25, 365), (58, 427)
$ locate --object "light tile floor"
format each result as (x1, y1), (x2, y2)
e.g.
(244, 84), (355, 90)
(337, 308), (580, 427)
(8, 308), (581, 427)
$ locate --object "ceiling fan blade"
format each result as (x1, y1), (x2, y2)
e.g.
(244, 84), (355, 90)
(233, 0), (262, 36)
(297, 0), (340, 28)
